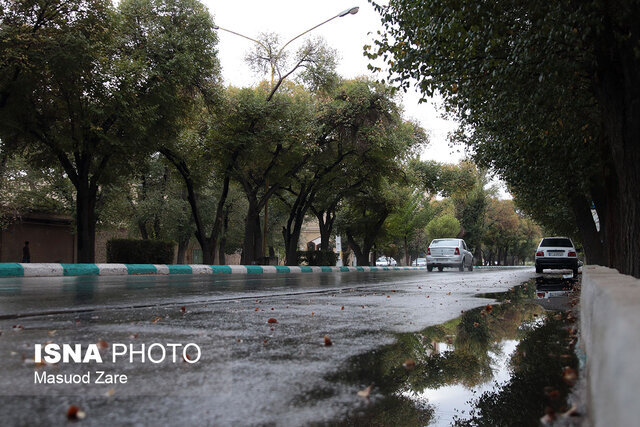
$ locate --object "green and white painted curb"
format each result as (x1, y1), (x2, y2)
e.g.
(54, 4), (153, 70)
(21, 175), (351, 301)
(0, 263), (429, 278)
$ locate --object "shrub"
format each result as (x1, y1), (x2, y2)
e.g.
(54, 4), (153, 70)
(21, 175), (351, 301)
(297, 250), (338, 266)
(106, 239), (175, 264)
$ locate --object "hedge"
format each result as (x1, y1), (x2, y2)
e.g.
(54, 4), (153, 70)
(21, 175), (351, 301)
(297, 250), (338, 266)
(106, 239), (175, 264)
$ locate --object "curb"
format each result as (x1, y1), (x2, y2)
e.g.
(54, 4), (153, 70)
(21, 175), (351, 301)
(0, 263), (429, 278)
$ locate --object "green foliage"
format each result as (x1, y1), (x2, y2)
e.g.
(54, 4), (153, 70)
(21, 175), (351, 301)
(366, 0), (639, 270)
(426, 214), (461, 241)
(411, 160), (476, 198)
(457, 314), (578, 426)
(384, 187), (433, 262)
(0, 153), (74, 218)
(482, 199), (541, 265)
(244, 33), (339, 96)
(0, 0), (221, 261)
(106, 238), (175, 264)
(125, 155), (195, 243)
(297, 250), (338, 266)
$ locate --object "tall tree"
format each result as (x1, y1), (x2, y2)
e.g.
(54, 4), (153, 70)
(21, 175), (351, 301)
(368, 0), (640, 277)
(385, 188), (433, 265)
(0, 0), (219, 262)
(214, 84), (315, 264)
(279, 79), (423, 265)
(339, 181), (400, 266)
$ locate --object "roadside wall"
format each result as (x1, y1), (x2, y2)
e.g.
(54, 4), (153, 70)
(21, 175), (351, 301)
(0, 214), (75, 263)
(581, 266), (640, 426)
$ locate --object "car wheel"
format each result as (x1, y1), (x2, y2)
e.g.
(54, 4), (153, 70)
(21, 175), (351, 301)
(573, 268), (579, 278)
(438, 266), (444, 272)
(458, 262), (464, 272)
(536, 266), (543, 274)
(468, 263), (473, 272)
(427, 265), (433, 272)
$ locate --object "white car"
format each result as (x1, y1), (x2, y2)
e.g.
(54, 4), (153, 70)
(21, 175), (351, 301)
(535, 237), (579, 276)
(415, 257), (426, 266)
(376, 256), (397, 266)
(426, 238), (473, 272)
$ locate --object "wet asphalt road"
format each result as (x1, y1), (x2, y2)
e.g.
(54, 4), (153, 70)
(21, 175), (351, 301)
(0, 268), (535, 426)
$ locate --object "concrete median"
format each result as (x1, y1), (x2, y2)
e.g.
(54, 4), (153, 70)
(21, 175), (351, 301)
(581, 265), (640, 426)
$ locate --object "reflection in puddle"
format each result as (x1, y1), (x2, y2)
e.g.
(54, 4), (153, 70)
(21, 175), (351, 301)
(331, 282), (577, 426)
(405, 339), (518, 425)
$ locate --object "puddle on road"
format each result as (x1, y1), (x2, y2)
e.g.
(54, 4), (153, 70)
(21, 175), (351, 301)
(327, 282), (579, 426)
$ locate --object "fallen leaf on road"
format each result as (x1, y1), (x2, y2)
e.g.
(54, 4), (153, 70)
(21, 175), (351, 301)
(12, 325), (24, 332)
(48, 330), (57, 337)
(485, 305), (493, 314)
(545, 388), (561, 400)
(324, 335), (333, 346)
(152, 316), (161, 324)
(180, 306), (186, 313)
(559, 403), (579, 418)
(562, 367), (578, 386)
(97, 339), (108, 350)
(357, 385), (373, 398)
(267, 318), (278, 324)
(66, 405), (86, 420)
(105, 388), (115, 397)
(341, 306), (344, 310)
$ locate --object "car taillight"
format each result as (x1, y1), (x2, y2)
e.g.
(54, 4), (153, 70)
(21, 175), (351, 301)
(426, 248), (431, 255)
(568, 251), (577, 257)
(455, 247), (460, 255)
(536, 251), (544, 256)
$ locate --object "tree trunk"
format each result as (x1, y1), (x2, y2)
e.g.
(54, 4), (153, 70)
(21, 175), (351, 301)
(281, 187), (313, 266)
(283, 219), (304, 266)
(137, 220), (149, 240)
(404, 235), (410, 266)
(160, 149), (232, 266)
(474, 245), (482, 266)
(595, 11), (640, 278)
(137, 175), (149, 239)
(76, 181), (96, 263)
(207, 174), (231, 265)
(569, 193), (606, 266)
(241, 197), (263, 265)
(316, 208), (336, 252)
(346, 231), (368, 266)
(218, 205), (231, 265)
(176, 237), (189, 264)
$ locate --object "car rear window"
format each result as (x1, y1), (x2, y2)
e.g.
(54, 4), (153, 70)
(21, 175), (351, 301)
(540, 238), (573, 248)
(430, 239), (459, 247)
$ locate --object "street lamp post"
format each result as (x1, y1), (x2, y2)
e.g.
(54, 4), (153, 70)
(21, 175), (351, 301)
(214, 6), (359, 264)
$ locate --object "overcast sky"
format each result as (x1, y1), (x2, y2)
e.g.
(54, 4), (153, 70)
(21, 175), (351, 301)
(201, 0), (465, 164)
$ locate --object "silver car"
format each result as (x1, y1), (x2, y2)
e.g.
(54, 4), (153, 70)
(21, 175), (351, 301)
(426, 238), (474, 272)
